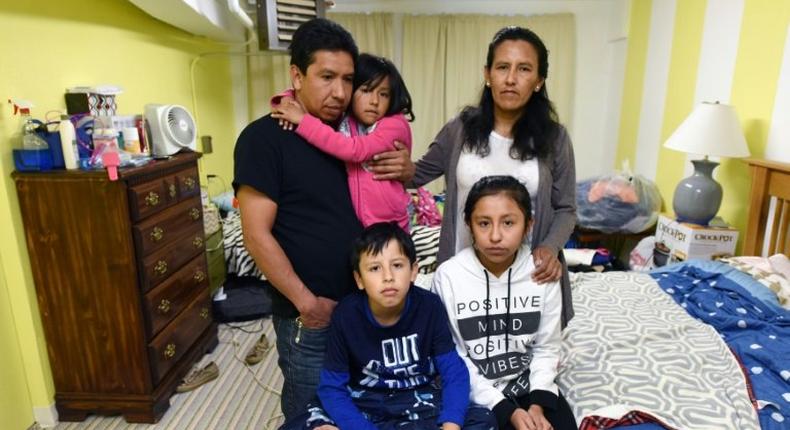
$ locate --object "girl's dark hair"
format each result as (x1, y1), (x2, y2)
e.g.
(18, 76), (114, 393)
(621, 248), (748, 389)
(460, 26), (559, 160)
(463, 175), (532, 225)
(351, 222), (417, 273)
(354, 53), (415, 122)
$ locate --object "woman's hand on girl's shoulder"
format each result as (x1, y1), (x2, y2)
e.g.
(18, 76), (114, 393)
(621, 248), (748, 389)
(532, 246), (562, 284)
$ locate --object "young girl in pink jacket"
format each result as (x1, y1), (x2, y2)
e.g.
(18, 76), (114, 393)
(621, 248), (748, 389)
(271, 53), (414, 231)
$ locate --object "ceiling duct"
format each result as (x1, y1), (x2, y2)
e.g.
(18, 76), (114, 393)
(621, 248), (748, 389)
(256, 0), (326, 51)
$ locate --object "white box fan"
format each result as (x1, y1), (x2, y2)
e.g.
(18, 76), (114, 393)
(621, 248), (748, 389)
(144, 104), (197, 157)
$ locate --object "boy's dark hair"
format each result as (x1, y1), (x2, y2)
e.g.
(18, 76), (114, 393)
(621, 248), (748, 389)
(354, 53), (415, 122)
(351, 222), (417, 272)
(463, 175), (533, 224)
(460, 26), (559, 161)
(289, 18), (359, 74)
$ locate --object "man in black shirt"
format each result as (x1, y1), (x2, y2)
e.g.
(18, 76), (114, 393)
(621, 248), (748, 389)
(233, 19), (413, 422)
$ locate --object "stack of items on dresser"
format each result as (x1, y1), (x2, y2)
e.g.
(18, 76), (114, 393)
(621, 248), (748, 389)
(11, 85), (200, 181)
(10, 86), (158, 178)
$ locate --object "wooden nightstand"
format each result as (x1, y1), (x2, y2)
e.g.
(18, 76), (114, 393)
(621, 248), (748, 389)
(572, 225), (655, 263)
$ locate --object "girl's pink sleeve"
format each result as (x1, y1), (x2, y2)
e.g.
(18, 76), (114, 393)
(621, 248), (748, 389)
(295, 113), (412, 162)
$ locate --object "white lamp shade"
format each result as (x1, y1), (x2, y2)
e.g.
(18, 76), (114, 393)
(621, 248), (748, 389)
(664, 102), (750, 158)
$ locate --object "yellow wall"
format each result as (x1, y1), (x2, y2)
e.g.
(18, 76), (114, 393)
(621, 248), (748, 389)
(725, 0), (790, 235)
(0, 255), (33, 429)
(617, 0), (790, 248)
(0, 1), (238, 426)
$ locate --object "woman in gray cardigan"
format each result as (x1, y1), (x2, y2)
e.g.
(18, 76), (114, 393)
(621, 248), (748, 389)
(412, 26), (576, 327)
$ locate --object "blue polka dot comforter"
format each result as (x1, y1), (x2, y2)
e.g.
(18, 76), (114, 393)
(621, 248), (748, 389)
(652, 266), (790, 429)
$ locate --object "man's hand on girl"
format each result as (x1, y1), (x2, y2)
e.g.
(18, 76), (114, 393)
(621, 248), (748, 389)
(271, 96), (305, 130)
(532, 246), (562, 284)
(368, 141), (415, 182)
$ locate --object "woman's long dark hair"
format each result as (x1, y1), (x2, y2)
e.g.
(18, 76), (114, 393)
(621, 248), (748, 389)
(353, 53), (415, 122)
(460, 26), (559, 160)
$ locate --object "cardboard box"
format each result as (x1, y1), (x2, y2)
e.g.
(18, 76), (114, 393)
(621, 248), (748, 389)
(654, 214), (738, 262)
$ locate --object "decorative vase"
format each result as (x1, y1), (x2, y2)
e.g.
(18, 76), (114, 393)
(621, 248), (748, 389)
(672, 158), (722, 225)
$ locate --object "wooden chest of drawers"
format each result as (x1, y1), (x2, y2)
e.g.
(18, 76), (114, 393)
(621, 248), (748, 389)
(13, 153), (218, 423)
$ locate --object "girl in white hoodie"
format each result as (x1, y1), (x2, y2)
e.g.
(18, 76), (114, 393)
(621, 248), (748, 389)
(431, 175), (576, 430)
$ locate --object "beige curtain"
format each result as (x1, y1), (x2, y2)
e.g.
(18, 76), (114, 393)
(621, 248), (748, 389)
(401, 15), (449, 175)
(403, 14), (576, 165)
(328, 12), (395, 59)
(247, 52), (291, 120)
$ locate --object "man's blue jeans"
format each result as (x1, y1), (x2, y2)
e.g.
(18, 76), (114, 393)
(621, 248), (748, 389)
(273, 315), (329, 423)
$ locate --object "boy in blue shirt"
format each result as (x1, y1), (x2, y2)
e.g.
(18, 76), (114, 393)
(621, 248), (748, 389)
(282, 222), (494, 430)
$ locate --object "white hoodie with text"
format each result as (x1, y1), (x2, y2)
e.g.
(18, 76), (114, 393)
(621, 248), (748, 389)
(430, 245), (562, 411)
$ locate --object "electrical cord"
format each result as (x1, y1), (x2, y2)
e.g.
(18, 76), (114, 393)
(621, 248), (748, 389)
(221, 322), (282, 399)
(223, 319), (265, 334)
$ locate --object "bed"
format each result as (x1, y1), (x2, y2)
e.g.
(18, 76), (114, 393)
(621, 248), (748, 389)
(554, 158), (790, 429)
(219, 158), (790, 429)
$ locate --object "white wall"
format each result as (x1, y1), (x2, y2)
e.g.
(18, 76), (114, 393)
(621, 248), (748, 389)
(333, 0), (630, 181)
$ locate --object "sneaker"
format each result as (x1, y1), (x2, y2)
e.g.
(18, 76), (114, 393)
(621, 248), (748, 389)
(176, 361), (219, 393)
(245, 333), (271, 366)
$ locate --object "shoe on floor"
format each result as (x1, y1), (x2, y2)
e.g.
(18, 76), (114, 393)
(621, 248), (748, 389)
(245, 333), (271, 366)
(176, 361), (219, 393)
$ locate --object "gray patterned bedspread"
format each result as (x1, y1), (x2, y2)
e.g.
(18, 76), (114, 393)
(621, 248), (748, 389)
(558, 271), (759, 429)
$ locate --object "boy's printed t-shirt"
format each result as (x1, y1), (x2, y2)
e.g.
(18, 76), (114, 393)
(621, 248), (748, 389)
(324, 286), (457, 391)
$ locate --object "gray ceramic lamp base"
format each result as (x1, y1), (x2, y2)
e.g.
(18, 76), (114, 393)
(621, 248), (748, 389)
(672, 158), (722, 226)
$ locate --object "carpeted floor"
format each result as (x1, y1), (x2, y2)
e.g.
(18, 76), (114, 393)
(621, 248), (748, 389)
(54, 318), (284, 430)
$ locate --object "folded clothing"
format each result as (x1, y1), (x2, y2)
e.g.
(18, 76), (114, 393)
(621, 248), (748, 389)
(564, 248), (611, 267)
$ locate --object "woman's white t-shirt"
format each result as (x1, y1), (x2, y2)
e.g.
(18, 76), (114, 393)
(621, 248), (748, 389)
(455, 131), (539, 253)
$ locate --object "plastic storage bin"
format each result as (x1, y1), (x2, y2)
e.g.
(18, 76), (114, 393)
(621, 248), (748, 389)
(13, 149), (53, 171)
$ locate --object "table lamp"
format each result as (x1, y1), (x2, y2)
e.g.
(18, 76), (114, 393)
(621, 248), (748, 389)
(663, 101), (750, 225)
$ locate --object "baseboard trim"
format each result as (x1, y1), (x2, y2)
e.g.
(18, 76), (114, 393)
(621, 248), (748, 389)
(33, 403), (58, 428)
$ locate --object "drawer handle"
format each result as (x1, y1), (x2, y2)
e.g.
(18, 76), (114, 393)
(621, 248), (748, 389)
(200, 307), (209, 319)
(158, 299), (171, 314)
(189, 208), (201, 221)
(154, 260), (168, 276)
(164, 343), (176, 359)
(193, 236), (204, 248)
(184, 177), (197, 190)
(145, 191), (160, 207)
(169, 183), (177, 198)
(150, 227), (164, 242)
(194, 270), (206, 283)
